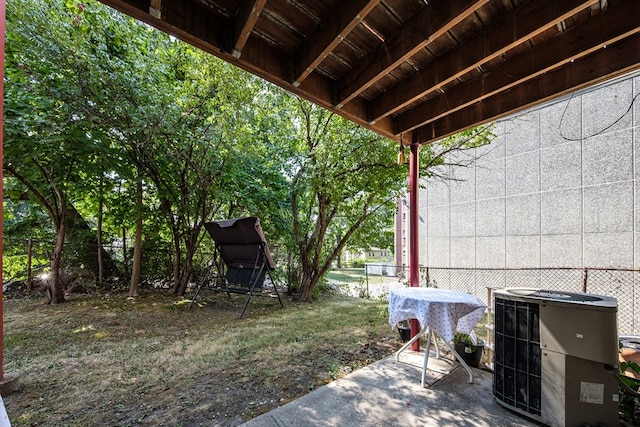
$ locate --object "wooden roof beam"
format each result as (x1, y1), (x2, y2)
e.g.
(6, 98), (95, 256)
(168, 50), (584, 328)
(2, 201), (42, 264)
(373, 0), (599, 124)
(100, 0), (163, 23)
(395, 0), (640, 134)
(335, 0), (489, 108)
(412, 32), (640, 144)
(149, 0), (162, 19)
(231, 37), (397, 139)
(232, 0), (267, 58)
(97, 1), (397, 140)
(99, 1), (234, 54)
(292, 0), (381, 87)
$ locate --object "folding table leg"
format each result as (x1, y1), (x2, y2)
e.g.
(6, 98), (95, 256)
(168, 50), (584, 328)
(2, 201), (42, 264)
(421, 330), (433, 387)
(442, 339), (474, 383)
(394, 326), (437, 387)
(396, 328), (474, 386)
(395, 324), (428, 361)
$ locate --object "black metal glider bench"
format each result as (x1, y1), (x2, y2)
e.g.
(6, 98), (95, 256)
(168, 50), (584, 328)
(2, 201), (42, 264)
(189, 216), (283, 318)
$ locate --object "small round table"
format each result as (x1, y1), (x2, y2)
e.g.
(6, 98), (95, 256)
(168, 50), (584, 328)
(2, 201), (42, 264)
(388, 287), (487, 386)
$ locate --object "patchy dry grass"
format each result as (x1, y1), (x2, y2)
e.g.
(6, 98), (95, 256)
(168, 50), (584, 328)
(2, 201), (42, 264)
(2, 290), (399, 426)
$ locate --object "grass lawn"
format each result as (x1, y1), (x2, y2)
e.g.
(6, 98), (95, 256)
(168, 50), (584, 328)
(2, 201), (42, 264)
(2, 290), (400, 426)
(325, 268), (404, 299)
(325, 268), (368, 283)
(325, 268), (400, 284)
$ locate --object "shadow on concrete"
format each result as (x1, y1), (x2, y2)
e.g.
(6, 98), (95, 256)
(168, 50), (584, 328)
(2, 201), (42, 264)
(240, 350), (539, 426)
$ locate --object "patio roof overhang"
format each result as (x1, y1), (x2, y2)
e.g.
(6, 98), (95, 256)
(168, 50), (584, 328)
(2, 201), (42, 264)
(96, 0), (640, 146)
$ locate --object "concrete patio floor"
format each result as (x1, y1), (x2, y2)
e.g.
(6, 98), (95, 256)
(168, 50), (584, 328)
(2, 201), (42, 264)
(240, 350), (539, 426)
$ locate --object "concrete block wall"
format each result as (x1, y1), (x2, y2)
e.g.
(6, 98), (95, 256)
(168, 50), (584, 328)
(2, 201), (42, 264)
(420, 71), (640, 270)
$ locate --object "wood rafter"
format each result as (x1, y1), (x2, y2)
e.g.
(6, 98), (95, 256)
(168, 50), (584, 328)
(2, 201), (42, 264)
(149, 0), (162, 19)
(335, 0), (489, 108)
(99, 1), (230, 53)
(99, 0), (399, 140)
(233, 0), (267, 58)
(396, 0), (640, 135)
(373, 0), (599, 124)
(292, 0), (380, 87)
(95, 0), (640, 145)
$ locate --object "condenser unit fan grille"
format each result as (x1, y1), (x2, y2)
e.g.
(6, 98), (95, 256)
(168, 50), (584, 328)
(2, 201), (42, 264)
(493, 297), (542, 415)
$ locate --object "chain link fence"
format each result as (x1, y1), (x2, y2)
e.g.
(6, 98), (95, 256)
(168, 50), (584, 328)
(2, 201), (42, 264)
(365, 265), (639, 335)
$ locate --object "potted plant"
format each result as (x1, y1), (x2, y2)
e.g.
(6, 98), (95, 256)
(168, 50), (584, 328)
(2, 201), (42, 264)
(453, 332), (484, 368)
(618, 338), (640, 425)
(397, 320), (412, 343)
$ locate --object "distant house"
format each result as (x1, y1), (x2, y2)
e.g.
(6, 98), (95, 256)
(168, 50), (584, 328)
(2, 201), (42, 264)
(341, 248), (392, 267)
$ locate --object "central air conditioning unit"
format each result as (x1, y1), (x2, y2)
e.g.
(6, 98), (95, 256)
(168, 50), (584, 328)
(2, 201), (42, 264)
(492, 288), (619, 427)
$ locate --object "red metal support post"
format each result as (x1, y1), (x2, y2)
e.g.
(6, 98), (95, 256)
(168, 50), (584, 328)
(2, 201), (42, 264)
(0, 0), (6, 379)
(409, 143), (420, 351)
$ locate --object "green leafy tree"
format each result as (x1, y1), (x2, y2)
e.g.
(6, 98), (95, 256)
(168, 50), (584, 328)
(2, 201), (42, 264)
(2, 196), (54, 287)
(277, 96), (493, 301)
(133, 44), (284, 296)
(4, 2), (102, 301)
(4, 0), (291, 299)
(4, 0), (166, 299)
(280, 99), (406, 301)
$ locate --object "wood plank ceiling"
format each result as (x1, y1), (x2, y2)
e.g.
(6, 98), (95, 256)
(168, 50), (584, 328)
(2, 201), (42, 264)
(97, 0), (640, 145)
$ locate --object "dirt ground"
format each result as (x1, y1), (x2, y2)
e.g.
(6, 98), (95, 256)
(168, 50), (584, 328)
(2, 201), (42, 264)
(1, 290), (399, 426)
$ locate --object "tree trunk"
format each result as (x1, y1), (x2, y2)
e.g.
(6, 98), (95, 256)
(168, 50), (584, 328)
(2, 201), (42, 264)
(65, 202), (118, 278)
(174, 229), (200, 296)
(175, 255), (193, 296)
(298, 275), (315, 302)
(49, 221), (67, 304)
(298, 252), (318, 302)
(121, 226), (128, 277)
(129, 179), (143, 296)
(286, 251), (298, 295)
(170, 224), (182, 294)
(26, 238), (33, 294)
(97, 180), (104, 287)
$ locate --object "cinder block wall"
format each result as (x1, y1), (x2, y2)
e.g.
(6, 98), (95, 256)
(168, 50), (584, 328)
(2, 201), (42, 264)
(420, 71), (640, 270)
